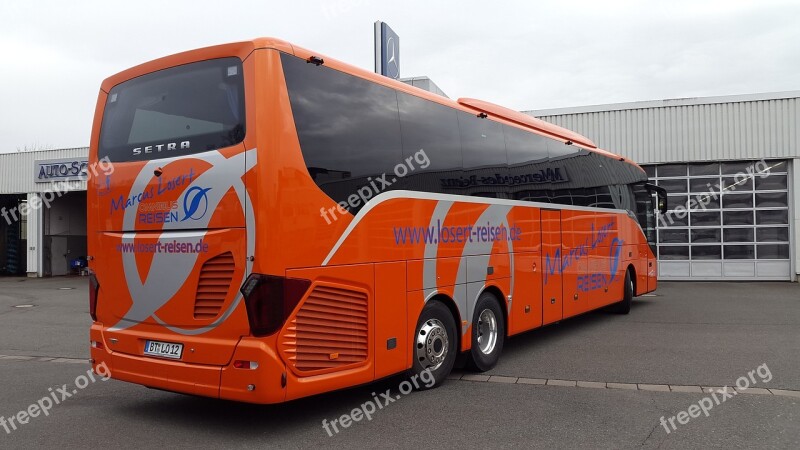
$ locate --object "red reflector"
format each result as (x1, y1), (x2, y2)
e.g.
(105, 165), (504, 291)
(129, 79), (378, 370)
(233, 360), (258, 369)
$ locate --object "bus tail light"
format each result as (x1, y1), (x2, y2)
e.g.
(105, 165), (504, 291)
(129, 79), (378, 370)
(233, 360), (259, 369)
(240, 274), (311, 337)
(89, 271), (100, 321)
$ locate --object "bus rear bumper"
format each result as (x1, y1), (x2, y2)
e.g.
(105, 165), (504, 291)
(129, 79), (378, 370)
(89, 325), (287, 404)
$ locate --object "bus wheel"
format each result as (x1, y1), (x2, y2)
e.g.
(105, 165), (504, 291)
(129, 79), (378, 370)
(610, 269), (634, 315)
(467, 292), (505, 372)
(411, 300), (457, 389)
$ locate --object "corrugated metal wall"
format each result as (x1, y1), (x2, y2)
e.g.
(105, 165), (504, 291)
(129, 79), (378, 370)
(0, 148), (88, 194)
(528, 93), (800, 165)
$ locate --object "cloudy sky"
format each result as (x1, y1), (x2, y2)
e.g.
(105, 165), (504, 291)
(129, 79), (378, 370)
(1, 0), (798, 153)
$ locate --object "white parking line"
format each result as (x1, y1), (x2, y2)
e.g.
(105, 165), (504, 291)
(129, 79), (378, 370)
(0, 354), (88, 364)
(458, 372), (800, 398)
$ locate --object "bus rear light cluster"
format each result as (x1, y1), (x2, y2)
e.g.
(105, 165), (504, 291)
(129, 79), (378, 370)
(91, 340), (104, 350)
(89, 271), (100, 321)
(240, 274), (311, 337)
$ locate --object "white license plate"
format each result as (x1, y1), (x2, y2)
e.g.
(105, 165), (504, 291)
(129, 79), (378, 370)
(143, 340), (183, 359)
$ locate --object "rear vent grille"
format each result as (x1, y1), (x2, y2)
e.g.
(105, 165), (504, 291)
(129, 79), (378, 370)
(194, 252), (235, 319)
(283, 285), (368, 372)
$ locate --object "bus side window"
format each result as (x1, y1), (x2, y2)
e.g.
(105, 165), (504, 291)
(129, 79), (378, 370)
(632, 184), (657, 249)
(397, 92), (462, 194)
(457, 112), (508, 199)
(282, 53), (403, 211)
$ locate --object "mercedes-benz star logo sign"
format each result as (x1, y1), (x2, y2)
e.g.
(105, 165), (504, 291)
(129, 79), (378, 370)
(385, 36), (399, 79)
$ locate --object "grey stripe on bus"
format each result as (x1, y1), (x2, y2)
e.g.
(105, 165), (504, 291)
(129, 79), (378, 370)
(454, 204), (514, 334)
(422, 200), (454, 308)
(320, 189), (630, 268)
(156, 149), (258, 336)
(111, 149), (257, 333)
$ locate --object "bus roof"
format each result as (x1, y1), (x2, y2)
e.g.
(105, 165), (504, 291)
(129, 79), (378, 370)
(457, 97), (596, 148)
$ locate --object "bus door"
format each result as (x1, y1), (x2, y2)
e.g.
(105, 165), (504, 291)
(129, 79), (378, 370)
(541, 209), (563, 325)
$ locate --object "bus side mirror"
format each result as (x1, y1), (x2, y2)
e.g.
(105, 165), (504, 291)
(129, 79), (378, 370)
(657, 195), (668, 215)
(644, 182), (668, 215)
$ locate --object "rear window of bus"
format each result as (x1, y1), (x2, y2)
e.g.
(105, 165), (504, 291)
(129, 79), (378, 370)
(98, 57), (245, 163)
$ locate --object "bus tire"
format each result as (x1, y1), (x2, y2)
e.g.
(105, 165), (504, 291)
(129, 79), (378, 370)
(467, 292), (505, 372)
(610, 269), (634, 315)
(410, 300), (458, 389)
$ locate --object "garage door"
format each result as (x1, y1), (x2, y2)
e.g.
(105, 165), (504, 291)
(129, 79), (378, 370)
(644, 160), (792, 280)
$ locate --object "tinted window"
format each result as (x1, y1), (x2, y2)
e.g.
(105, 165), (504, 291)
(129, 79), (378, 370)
(692, 245), (722, 260)
(658, 179), (688, 193)
(599, 185), (622, 209)
(755, 174), (787, 190)
(689, 163), (719, 176)
(723, 211), (754, 226)
(504, 125), (570, 198)
(723, 176), (753, 191)
(725, 245), (755, 259)
(397, 93), (462, 171)
(397, 93), (462, 194)
(504, 125), (549, 165)
(282, 53), (403, 207)
(668, 195), (688, 210)
(756, 227), (789, 242)
(660, 246), (690, 260)
(658, 164), (687, 177)
(691, 211), (721, 226)
(99, 57), (245, 162)
(659, 229), (688, 244)
(281, 52), (650, 215)
(456, 113), (508, 198)
(724, 228), (754, 242)
(722, 193), (754, 209)
(721, 161), (755, 175)
(514, 190), (550, 203)
(549, 190), (573, 206)
(458, 113), (506, 170)
(691, 229), (721, 243)
(571, 188), (595, 207)
(756, 210), (788, 225)
(690, 178), (719, 193)
(757, 244), (790, 259)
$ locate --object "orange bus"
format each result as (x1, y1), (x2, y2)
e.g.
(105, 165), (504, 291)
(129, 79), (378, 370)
(87, 38), (667, 404)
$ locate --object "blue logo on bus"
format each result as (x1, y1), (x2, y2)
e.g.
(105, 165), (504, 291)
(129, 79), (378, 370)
(543, 220), (625, 292)
(182, 186), (211, 221)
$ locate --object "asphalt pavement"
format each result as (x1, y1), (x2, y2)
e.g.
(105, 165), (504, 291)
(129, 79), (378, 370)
(0, 276), (798, 448)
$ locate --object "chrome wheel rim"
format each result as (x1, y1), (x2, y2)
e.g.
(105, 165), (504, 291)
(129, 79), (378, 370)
(416, 318), (449, 371)
(476, 308), (498, 355)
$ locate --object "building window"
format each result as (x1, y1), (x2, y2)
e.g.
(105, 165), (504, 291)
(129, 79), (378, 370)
(644, 160), (791, 278)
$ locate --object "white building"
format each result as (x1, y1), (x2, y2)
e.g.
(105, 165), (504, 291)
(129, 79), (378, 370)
(528, 91), (798, 281)
(0, 148), (88, 276)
